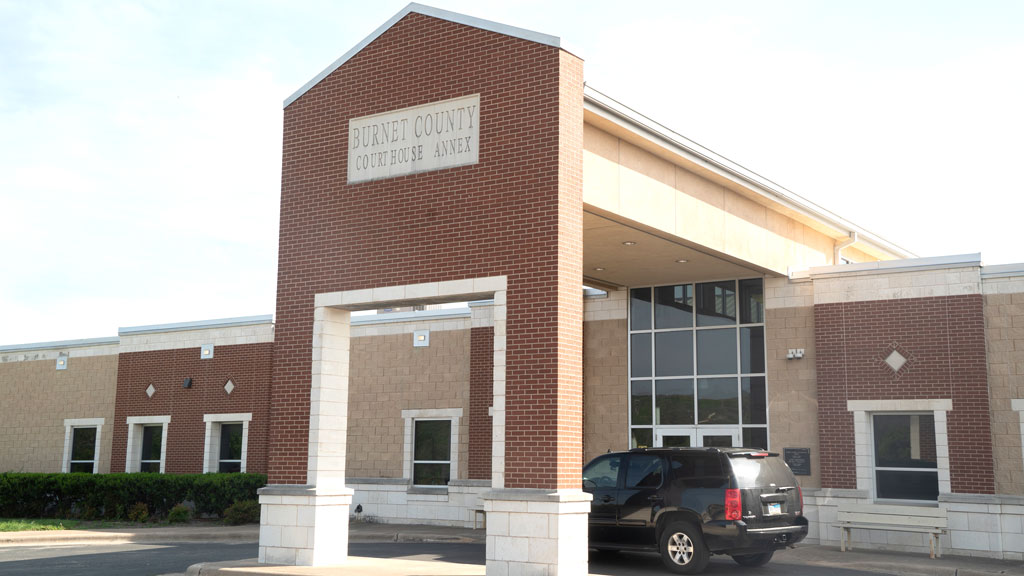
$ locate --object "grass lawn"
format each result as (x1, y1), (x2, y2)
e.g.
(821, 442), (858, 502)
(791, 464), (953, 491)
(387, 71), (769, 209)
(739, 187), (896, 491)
(0, 518), (81, 532)
(0, 517), (229, 532)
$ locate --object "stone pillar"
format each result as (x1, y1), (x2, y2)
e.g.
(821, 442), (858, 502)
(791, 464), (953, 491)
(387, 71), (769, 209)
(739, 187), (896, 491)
(482, 489), (592, 576)
(258, 485), (353, 565)
(259, 306), (352, 566)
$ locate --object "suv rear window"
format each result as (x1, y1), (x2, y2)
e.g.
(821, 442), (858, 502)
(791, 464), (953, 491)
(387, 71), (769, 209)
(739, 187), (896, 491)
(728, 454), (793, 488)
(669, 452), (724, 477)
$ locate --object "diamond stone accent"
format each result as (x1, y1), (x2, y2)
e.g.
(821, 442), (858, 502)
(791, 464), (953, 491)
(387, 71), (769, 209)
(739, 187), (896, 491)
(146, 384), (156, 398)
(224, 379), (235, 395)
(884, 350), (907, 373)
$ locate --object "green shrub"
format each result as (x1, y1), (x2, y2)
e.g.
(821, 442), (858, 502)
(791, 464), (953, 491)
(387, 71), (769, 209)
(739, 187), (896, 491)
(0, 473), (266, 520)
(223, 499), (260, 525)
(127, 502), (149, 523)
(167, 504), (191, 524)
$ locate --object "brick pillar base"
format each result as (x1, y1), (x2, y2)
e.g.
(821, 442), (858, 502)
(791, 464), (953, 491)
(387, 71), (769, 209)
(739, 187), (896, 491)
(482, 489), (592, 575)
(258, 485), (354, 566)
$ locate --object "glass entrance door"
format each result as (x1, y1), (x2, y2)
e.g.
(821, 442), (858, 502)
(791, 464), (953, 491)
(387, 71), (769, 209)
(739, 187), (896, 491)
(656, 427), (740, 448)
(697, 428), (741, 448)
(656, 429), (694, 448)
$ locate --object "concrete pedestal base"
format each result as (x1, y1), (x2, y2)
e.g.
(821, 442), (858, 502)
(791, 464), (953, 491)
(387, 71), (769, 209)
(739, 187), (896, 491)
(481, 488), (592, 576)
(258, 484), (354, 566)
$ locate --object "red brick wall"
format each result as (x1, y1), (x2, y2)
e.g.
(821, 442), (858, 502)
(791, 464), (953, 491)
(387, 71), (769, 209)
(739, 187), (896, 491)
(272, 13), (584, 488)
(468, 327), (493, 480)
(815, 294), (993, 494)
(110, 343), (273, 474)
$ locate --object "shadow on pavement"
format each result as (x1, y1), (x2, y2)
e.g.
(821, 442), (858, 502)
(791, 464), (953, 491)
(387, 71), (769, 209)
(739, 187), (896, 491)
(349, 542), (485, 566)
(0, 542), (257, 576)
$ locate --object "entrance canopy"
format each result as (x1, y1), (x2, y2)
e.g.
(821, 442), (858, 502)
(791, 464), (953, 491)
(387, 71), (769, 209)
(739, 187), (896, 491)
(581, 87), (913, 286)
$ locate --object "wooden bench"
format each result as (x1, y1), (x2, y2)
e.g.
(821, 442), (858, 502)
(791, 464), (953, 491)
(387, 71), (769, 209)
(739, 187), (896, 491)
(835, 503), (947, 558)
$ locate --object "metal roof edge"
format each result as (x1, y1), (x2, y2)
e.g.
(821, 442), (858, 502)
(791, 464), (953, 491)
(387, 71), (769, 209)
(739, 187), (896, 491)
(582, 85), (917, 260)
(119, 315), (274, 336)
(808, 253), (982, 278)
(284, 3), (570, 109)
(982, 263), (1024, 279)
(0, 336), (121, 353)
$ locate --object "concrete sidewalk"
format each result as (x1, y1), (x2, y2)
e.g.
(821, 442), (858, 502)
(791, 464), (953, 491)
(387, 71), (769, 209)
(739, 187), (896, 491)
(189, 543), (1024, 576)
(5, 521), (1024, 576)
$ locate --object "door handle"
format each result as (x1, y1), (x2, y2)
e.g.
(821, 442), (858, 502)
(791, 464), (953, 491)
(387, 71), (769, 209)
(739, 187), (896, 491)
(648, 495), (664, 502)
(600, 495), (614, 503)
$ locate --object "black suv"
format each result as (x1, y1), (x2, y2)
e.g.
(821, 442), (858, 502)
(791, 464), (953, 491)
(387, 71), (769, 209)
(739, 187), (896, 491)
(583, 447), (808, 574)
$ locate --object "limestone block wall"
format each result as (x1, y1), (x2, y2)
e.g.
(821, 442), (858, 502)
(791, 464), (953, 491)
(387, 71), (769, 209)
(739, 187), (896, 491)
(347, 325), (471, 480)
(764, 277), (820, 488)
(983, 271), (1024, 495)
(582, 290), (628, 463)
(0, 342), (118, 473)
(805, 490), (1024, 561)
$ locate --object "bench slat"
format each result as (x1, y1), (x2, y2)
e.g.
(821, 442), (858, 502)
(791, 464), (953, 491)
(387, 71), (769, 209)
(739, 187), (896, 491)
(837, 512), (947, 529)
(837, 504), (946, 518)
(836, 522), (943, 534)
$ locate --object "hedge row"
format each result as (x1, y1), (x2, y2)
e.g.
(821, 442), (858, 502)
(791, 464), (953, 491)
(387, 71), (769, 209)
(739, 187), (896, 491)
(0, 473), (266, 520)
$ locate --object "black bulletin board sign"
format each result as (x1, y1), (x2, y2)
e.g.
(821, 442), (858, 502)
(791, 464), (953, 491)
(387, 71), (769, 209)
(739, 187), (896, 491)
(783, 448), (811, 476)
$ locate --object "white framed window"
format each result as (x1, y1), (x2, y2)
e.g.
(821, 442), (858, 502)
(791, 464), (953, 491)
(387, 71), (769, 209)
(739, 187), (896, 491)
(62, 418), (104, 473)
(848, 400), (951, 502)
(401, 408), (461, 487)
(126, 415), (170, 473)
(872, 413), (938, 501)
(203, 413), (252, 473)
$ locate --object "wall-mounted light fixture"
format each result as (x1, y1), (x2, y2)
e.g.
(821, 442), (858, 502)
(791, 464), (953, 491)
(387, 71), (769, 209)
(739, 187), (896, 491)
(201, 344), (214, 359)
(413, 330), (430, 348)
(183, 377), (193, 388)
(786, 348), (805, 360)
(56, 353), (69, 371)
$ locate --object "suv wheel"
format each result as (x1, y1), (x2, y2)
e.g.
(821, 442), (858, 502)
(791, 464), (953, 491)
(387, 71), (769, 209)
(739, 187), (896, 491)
(731, 551), (774, 567)
(659, 521), (709, 574)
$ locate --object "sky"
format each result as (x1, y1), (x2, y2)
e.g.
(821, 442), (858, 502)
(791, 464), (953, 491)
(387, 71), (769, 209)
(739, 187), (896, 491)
(2, 0), (1023, 345)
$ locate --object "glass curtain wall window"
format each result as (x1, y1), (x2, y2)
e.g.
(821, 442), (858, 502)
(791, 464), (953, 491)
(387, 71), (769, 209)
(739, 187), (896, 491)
(219, 423), (243, 473)
(629, 278), (767, 449)
(413, 419), (452, 486)
(69, 427), (97, 473)
(140, 425), (163, 473)
(873, 414), (939, 501)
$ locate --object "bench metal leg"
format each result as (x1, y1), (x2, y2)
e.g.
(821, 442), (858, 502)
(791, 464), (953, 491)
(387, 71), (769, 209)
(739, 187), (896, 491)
(841, 527), (848, 552)
(929, 534), (935, 559)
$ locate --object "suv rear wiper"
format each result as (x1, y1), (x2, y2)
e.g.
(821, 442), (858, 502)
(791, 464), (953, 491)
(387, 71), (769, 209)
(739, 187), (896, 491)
(728, 451), (779, 458)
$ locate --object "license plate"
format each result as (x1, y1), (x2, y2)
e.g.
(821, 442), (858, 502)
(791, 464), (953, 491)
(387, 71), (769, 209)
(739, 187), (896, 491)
(768, 503), (782, 515)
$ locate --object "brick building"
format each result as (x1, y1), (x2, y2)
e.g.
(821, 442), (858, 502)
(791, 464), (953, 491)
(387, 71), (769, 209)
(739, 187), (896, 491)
(3, 4), (1024, 572)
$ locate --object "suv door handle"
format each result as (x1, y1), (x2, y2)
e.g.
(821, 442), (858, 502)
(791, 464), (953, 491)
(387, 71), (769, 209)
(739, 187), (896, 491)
(600, 495), (614, 503)
(647, 495), (664, 502)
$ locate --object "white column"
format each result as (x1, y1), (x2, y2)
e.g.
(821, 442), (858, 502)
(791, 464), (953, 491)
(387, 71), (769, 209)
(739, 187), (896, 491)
(482, 489), (592, 576)
(491, 289), (506, 489)
(259, 305), (354, 566)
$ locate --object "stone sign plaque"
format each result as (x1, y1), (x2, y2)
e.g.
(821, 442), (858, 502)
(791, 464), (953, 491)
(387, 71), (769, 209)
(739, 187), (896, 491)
(783, 447), (811, 476)
(347, 94), (480, 184)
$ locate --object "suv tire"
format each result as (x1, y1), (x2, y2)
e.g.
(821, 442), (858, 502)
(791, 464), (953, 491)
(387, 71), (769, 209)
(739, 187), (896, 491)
(659, 521), (709, 574)
(731, 550), (774, 567)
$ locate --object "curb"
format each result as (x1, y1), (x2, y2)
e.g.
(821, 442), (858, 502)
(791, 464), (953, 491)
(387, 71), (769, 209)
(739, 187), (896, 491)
(0, 526), (259, 546)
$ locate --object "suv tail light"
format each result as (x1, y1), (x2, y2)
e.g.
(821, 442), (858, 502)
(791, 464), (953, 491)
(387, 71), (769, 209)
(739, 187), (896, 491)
(725, 488), (741, 521)
(798, 486), (804, 511)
